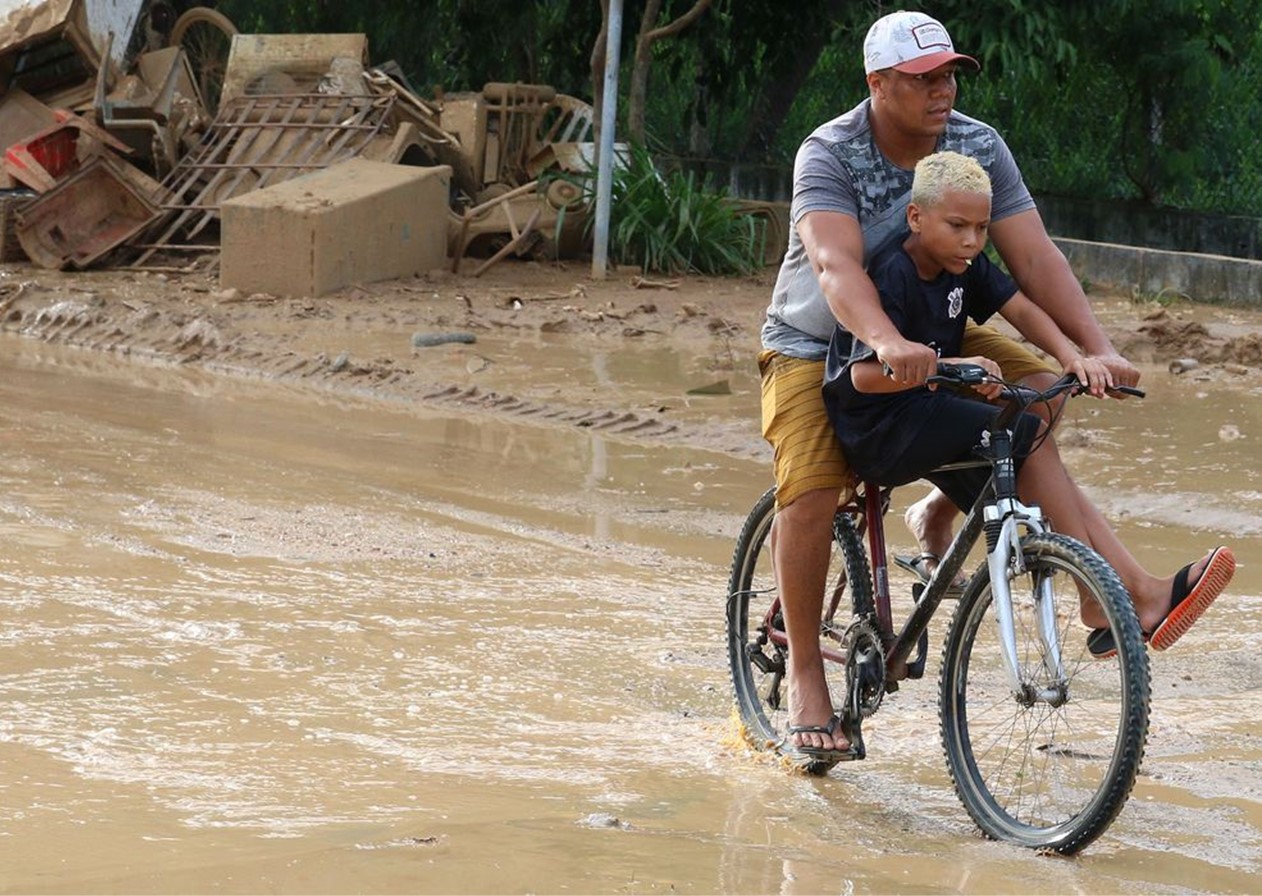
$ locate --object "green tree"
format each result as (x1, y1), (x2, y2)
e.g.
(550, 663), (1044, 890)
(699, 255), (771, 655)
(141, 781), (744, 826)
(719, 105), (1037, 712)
(626, 0), (712, 144)
(1083, 0), (1255, 204)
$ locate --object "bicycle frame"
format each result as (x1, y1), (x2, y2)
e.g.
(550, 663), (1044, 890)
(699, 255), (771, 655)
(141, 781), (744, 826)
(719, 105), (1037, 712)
(753, 369), (1137, 702)
(860, 414), (1068, 701)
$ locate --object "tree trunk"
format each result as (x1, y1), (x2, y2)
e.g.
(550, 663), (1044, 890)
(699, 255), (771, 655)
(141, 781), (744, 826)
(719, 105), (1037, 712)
(627, 0), (711, 144)
(590, 0), (609, 147)
(687, 64), (711, 158)
(736, 0), (848, 161)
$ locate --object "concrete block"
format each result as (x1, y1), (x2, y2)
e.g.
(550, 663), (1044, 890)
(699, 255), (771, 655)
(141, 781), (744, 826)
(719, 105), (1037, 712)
(1055, 236), (1262, 306)
(220, 159), (451, 297)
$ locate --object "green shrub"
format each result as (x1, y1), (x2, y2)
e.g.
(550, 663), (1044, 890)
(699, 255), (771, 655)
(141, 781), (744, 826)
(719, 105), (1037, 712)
(596, 144), (763, 276)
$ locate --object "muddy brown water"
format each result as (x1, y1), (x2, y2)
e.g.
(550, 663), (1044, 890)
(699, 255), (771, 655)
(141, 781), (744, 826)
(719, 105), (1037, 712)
(1, 334), (1260, 894)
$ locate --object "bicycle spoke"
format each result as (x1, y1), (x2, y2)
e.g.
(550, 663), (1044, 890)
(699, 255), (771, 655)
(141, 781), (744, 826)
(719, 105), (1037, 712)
(727, 490), (872, 772)
(940, 533), (1149, 853)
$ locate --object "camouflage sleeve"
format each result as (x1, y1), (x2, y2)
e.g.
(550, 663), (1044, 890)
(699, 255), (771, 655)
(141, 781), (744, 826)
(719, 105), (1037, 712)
(986, 131), (1036, 223)
(790, 134), (858, 225)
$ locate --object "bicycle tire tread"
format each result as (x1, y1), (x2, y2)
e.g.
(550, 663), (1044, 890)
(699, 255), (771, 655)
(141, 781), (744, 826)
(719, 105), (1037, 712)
(938, 532), (1150, 854)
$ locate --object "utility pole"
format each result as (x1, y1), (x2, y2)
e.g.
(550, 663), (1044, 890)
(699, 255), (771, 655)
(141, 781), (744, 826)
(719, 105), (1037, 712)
(591, 0), (623, 279)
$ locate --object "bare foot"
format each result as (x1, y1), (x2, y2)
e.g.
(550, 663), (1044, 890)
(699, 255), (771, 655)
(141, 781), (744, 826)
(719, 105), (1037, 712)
(904, 488), (957, 557)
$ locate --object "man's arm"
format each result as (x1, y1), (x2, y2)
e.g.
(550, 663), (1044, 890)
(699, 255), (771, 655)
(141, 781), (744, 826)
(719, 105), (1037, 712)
(797, 210), (937, 385)
(989, 209), (1140, 386)
(1000, 292), (1113, 396)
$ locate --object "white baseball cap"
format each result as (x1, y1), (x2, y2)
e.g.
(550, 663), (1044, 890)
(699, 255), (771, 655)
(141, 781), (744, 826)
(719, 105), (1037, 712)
(863, 11), (980, 75)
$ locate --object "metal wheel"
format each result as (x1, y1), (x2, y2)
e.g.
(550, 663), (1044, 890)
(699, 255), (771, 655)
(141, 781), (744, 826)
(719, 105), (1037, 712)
(726, 487), (872, 773)
(939, 532), (1150, 853)
(169, 6), (238, 116)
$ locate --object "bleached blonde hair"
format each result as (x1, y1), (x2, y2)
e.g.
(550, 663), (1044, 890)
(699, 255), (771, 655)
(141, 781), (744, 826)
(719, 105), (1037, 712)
(910, 150), (991, 207)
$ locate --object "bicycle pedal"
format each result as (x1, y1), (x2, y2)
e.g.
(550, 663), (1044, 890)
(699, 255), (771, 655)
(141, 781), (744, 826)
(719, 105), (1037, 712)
(906, 583), (929, 679)
(906, 628), (930, 680)
(840, 715), (866, 761)
(748, 643), (783, 675)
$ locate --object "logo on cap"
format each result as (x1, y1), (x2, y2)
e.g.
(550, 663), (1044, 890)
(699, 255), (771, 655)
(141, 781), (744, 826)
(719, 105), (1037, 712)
(863, 11), (979, 75)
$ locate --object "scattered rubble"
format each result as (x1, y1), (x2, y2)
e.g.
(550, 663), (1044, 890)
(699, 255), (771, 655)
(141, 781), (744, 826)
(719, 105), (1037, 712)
(0, 0), (606, 291)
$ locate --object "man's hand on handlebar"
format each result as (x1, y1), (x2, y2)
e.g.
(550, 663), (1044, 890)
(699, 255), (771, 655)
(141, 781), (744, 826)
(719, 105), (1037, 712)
(1088, 351), (1141, 394)
(1059, 354), (1114, 398)
(875, 338), (938, 386)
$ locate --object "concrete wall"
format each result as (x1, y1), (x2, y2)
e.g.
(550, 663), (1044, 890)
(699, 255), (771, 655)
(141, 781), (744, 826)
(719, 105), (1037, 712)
(1037, 194), (1262, 262)
(746, 206), (1262, 308)
(1054, 238), (1262, 308)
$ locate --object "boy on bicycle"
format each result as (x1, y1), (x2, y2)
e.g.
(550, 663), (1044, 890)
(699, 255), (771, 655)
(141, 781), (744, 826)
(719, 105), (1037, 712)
(823, 150), (1234, 659)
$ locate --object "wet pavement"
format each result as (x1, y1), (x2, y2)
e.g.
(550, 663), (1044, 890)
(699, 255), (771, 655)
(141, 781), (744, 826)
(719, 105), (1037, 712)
(0, 336), (1260, 894)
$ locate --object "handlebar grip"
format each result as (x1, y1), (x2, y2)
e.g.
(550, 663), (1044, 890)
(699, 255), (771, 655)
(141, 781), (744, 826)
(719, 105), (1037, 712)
(1108, 384), (1146, 398)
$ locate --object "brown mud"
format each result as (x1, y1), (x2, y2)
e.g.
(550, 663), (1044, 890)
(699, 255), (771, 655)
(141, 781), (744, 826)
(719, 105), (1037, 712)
(1, 259), (1260, 894)
(3, 261), (1259, 460)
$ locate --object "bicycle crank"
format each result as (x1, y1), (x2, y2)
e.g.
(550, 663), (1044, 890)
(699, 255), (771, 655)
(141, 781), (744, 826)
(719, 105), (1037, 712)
(845, 617), (886, 718)
(837, 618), (886, 761)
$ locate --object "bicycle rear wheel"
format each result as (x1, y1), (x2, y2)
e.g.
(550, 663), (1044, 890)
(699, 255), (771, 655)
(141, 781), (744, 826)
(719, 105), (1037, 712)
(726, 487), (872, 773)
(939, 532), (1149, 853)
(169, 7), (238, 116)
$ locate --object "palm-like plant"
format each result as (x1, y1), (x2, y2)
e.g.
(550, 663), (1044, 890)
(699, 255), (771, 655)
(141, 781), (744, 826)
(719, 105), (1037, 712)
(579, 143), (764, 275)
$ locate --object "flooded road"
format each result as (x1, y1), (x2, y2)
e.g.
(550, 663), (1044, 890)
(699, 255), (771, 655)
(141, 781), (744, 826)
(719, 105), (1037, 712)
(1, 335), (1260, 894)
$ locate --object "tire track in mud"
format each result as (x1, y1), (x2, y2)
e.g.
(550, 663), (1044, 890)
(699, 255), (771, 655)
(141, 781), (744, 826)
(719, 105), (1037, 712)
(1, 294), (770, 461)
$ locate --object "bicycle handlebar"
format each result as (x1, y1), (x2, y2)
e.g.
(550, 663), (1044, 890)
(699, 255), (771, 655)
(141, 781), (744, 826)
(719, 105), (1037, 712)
(927, 362), (1146, 401)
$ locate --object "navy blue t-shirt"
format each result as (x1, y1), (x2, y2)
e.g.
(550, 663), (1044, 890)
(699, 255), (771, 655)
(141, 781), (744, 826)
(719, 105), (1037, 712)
(822, 231), (1019, 485)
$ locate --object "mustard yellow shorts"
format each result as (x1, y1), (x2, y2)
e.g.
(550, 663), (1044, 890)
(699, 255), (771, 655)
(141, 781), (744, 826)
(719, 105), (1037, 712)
(759, 323), (1055, 510)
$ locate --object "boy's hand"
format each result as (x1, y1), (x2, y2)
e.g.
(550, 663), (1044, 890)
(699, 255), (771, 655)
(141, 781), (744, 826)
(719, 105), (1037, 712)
(942, 356), (1003, 400)
(1063, 355), (1114, 397)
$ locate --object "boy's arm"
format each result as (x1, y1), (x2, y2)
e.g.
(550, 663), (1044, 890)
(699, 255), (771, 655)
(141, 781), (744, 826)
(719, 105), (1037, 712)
(798, 211), (938, 385)
(852, 354), (1005, 400)
(850, 357), (907, 393)
(999, 292), (1113, 395)
(989, 210), (1139, 387)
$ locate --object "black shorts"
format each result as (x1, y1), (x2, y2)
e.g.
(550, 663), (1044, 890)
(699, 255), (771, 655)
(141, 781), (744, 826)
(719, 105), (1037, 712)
(877, 394), (1041, 512)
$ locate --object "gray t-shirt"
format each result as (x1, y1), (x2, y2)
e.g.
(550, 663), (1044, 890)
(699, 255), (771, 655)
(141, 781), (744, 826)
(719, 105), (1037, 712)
(762, 99), (1036, 359)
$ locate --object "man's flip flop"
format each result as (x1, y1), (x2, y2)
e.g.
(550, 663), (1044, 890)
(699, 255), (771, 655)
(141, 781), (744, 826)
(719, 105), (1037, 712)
(1088, 545), (1235, 659)
(782, 715), (859, 767)
(894, 552), (965, 598)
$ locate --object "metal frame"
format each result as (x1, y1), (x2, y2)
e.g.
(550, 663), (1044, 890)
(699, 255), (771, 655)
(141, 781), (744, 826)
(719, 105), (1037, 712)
(131, 89), (395, 265)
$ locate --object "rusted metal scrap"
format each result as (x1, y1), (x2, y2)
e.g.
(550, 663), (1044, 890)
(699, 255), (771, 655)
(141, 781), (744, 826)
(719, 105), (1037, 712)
(129, 89), (397, 266)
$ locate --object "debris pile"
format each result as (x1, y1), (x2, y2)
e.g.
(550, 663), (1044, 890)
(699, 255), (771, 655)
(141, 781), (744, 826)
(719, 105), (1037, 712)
(0, 1), (600, 293)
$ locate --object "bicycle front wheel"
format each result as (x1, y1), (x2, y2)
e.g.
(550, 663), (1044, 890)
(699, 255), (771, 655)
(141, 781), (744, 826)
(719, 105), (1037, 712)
(939, 532), (1149, 854)
(726, 487), (872, 773)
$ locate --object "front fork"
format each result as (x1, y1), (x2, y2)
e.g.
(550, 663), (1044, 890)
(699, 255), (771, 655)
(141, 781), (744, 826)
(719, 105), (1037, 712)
(985, 500), (1067, 703)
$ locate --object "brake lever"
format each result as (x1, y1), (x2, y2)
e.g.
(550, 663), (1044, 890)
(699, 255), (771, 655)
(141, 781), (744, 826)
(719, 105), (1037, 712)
(932, 362), (988, 385)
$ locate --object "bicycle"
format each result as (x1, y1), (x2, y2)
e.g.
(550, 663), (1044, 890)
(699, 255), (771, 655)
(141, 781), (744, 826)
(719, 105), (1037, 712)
(726, 363), (1150, 855)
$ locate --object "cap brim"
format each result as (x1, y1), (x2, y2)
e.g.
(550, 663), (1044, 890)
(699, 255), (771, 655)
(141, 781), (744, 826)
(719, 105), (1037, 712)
(892, 51), (980, 75)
